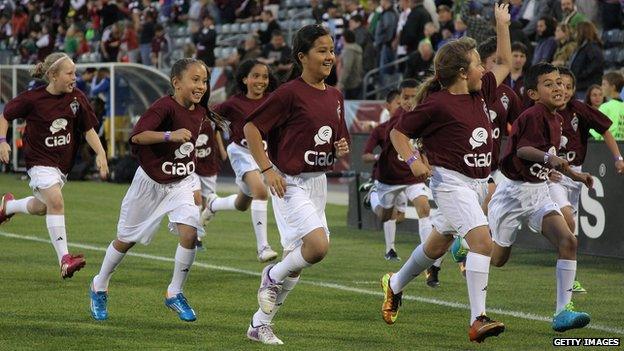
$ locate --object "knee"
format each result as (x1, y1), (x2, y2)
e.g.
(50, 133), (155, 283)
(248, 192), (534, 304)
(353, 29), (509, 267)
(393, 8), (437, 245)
(469, 240), (492, 256)
(559, 234), (577, 255)
(30, 201), (47, 215)
(490, 255), (508, 267)
(416, 206), (430, 218)
(46, 196), (64, 213)
(305, 241), (329, 264)
(251, 184), (268, 200)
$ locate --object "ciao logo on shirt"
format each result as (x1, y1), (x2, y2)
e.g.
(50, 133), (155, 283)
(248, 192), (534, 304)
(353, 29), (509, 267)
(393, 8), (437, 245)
(464, 127), (491, 168)
(305, 126), (335, 166)
(558, 135), (576, 162)
(162, 142), (196, 176)
(45, 118), (71, 147)
(195, 134), (212, 158)
(529, 146), (557, 180)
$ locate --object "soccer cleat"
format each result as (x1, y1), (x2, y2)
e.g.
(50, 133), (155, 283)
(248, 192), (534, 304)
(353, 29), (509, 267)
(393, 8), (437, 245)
(552, 302), (590, 332)
(450, 237), (468, 263)
(0, 192), (15, 224)
(165, 293), (197, 322)
(358, 180), (374, 193)
(384, 249), (401, 261)
(247, 323), (284, 345)
(257, 246), (278, 263)
(425, 266), (440, 288)
(196, 238), (205, 251)
(572, 280), (587, 293)
(361, 183), (376, 210)
(381, 272), (402, 325)
(89, 285), (109, 321)
(200, 194), (218, 225)
(257, 264), (282, 314)
(61, 254), (86, 279)
(469, 315), (505, 343)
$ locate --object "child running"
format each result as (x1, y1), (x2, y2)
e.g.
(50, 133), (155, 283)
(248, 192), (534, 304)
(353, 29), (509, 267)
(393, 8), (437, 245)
(381, 3), (512, 343)
(0, 52), (108, 279)
(203, 59), (280, 262)
(89, 58), (210, 322)
(242, 25), (350, 345)
(488, 63), (593, 333)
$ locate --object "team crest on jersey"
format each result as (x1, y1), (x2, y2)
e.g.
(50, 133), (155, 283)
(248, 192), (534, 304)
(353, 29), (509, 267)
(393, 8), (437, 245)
(70, 99), (80, 115)
(469, 127), (488, 149)
(196, 134), (209, 147)
(174, 142), (195, 159)
(49, 118), (68, 134)
(560, 135), (568, 149)
(314, 126), (332, 147)
(500, 94), (510, 110)
(548, 146), (557, 155)
(571, 114), (579, 132)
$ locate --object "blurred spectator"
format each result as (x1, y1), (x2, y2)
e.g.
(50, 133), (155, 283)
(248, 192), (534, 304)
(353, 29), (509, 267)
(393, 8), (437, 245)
(238, 34), (262, 63)
(504, 41), (529, 103)
(76, 67), (97, 95)
(374, 0), (398, 90)
(401, 0), (432, 55)
(531, 16), (557, 65)
(423, 21), (442, 49)
(349, 15), (376, 73)
(121, 20), (139, 63)
(367, 0), (382, 35)
(0, 14), (10, 47)
(55, 24), (66, 52)
(569, 21), (604, 98)
(69, 0), (89, 22)
(215, 0), (237, 24)
(311, 0), (325, 23)
(337, 30), (363, 99)
(518, 0), (558, 39)
(394, 0), (411, 65)
(151, 23), (169, 67)
(139, 9), (156, 65)
(99, 0), (122, 30)
(257, 10), (280, 46)
(591, 71), (624, 140)
(35, 25), (54, 62)
(101, 23), (122, 62)
(322, 3), (346, 54)
(76, 30), (90, 57)
(552, 23), (576, 67)
(436, 5), (454, 37)
(234, 0), (261, 22)
(11, 6), (28, 42)
(459, 0), (494, 44)
(560, 0), (587, 28)
(188, 0), (208, 28)
(258, 30), (292, 81)
(600, 0), (623, 31)
(404, 38), (434, 81)
(584, 84), (605, 109)
(63, 24), (79, 58)
(344, 0), (366, 21)
(193, 15), (217, 67)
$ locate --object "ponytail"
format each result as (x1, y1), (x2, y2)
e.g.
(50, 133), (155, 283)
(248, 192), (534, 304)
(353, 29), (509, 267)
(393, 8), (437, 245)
(415, 75), (442, 104)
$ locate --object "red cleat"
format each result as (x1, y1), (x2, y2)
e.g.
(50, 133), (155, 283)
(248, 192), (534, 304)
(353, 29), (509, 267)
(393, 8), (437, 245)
(61, 254), (86, 279)
(469, 315), (505, 343)
(0, 192), (15, 224)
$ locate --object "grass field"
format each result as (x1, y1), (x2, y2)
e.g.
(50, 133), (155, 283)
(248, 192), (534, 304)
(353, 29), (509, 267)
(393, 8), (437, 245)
(0, 173), (622, 350)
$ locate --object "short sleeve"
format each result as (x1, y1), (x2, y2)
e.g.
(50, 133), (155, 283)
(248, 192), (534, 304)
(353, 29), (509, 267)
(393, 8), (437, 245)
(212, 101), (229, 121)
(246, 89), (289, 135)
(572, 100), (612, 135)
(363, 126), (381, 153)
(130, 101), (169, 142)
(3, 93), (32, 121)
(516, 114), (549, 149)
(394, 104), (432, 139)
(480, 71), (498, 106)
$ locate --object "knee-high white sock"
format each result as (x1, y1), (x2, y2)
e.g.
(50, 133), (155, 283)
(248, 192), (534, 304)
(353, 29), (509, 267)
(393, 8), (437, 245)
(383, 219), (396, 253)
(93, 242), (126, 291)
(251, 199), (269, 251)
(6, 196), (34, 215)
(269, 246), (312, 283)
(211, 194), (237, 212)
(46, 215), (69, 263)
(390, 245), (435, 293)
(253, 275), (300, 326)
(167, 244), (197, 296)
(556, 259), (577, 313)
(465, 252), (491, 324)
(418, 216), (432, 244)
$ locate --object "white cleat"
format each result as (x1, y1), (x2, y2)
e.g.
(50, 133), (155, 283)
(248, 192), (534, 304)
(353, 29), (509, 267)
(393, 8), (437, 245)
(257, 264), (281, 314)
(247, 323), (284, 345)
(257, 246), (278, 263)
(201, 194), (218, 225)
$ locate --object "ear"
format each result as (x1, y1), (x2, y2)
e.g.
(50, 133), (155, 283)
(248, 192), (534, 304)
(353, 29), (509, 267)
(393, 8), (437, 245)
(172, 76), (180, 90)
(242, 76), (248, 85)
(458, 67), (468, 80)
(298, 52), (306, 66)
(527, 88), (539, 101)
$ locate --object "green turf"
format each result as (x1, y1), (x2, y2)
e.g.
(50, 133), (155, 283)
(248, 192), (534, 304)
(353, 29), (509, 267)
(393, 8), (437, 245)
(0, 173), (622, 350)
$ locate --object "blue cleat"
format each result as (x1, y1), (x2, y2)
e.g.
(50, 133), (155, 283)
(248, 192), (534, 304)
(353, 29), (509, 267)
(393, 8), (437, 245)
(552, 302), (590, 332)
(89, 286), (109, 321)
(165, 293), (197, 322)
(450, 236), (468, 263)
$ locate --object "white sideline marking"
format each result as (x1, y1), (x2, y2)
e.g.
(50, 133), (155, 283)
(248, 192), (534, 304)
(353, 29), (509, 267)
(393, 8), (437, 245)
(2, 231), (622, 335)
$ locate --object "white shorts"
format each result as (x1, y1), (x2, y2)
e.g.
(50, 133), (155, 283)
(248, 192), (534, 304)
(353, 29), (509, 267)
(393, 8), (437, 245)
(197, 175), (217, 199)
(271, 171), (329, 252)
(548, 165), (582, 213)
(116, 167), (203, 245)
(489, 178), (562, 247)
(227, 143), (260, 197)
(372, 180), (430, 216)
(489, 169), (507, 185)
(430, 167), (489, 238)
(27, 166), (67, 202)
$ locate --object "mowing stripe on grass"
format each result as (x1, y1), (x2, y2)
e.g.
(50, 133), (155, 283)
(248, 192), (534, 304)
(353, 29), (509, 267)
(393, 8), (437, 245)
(2, 230), (622, 335)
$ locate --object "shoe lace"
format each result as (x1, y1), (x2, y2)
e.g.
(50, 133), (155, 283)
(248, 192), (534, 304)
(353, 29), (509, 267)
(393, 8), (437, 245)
(258, 324), (277, 340)
(175, 294), (192, 310)
(564, 301), (576, 311)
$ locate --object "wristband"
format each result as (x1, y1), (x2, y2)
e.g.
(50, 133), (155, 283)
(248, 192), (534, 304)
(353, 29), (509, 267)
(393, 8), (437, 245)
(374, 154), (379, 161)
(261, 165), (273, 174)
(543, 153), (550, 164)
(616, 156), (623, 162)
(0, 137), (6, 143)
(164, 131), (171, 142)
(406, 153), (419, 167)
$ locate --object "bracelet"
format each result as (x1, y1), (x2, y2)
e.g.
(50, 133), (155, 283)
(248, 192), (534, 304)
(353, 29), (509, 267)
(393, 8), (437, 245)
(261, 165), (273, 174)
(0, 137), (6, 143)
(374, 154), (379, 161)
(406, 153), (419, 167)
(543, 152), (550, 164)
(164, 131), (171, 142)
(616, 156), (624, 162)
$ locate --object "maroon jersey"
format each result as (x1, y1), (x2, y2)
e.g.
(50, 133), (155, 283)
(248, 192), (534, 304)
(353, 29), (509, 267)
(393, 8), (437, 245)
(558, 100), (611, 166)
(3, 86), (98, 174)
(377, 108), (418, 185)
(487, 84), (522, 171)
(213, 93), (269, 148)
(130, 96), (206, 184)
(195, 119), (221, 177)
(500, 103), (563, 183)
(247, 77), (349, 175)
(395, 72), (498, 179)
(363, 121), (387, 180)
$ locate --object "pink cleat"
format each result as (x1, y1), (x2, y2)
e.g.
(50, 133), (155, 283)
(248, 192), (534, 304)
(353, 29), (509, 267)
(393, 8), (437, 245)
(61, 254), (86, 279)
(0, 192), (15, 224)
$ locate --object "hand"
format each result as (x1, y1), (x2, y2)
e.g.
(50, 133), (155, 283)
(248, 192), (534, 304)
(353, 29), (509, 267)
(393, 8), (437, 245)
(494, 2), (511, 26)
(615, 159), (624, 174)
(264, 169), (287, 198)
(548, 170), (563, 182)
(575, 172), (594, 188)
(409, 159), (431, 183)
(547, 154), (568, 172)
(334, 138), (350, 157)
(170, 129), (192, 143)
(0, 141), (10, 164)
(96, 153), (109, 180)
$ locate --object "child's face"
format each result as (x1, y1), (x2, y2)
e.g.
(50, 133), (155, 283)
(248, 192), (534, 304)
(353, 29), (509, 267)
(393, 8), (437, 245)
(589, 87), (604, 107)
(173, 62), (208, 106)
(561, 74), (575, 105)
(466, 50), (485, 92)
(243, 64), (269, 97)
(386, 96), (401, 116)
(529, 71), (565, 110)
(399, 87), (418, 112)
(601, 79), (615, 97)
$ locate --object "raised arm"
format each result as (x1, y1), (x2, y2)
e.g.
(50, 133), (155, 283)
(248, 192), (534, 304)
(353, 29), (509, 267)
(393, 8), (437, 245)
(491, 3), (512, 86)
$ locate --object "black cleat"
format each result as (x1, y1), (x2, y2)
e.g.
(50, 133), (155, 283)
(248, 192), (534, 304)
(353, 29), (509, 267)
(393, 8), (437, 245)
(425, 265), (440, 288)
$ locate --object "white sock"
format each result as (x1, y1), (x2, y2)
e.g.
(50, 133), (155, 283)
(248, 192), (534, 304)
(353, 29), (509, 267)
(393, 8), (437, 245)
(211, 194), (237, 212)
(251, 199), (269, 251)
(46, 215), (69, 263)
(465, 252), (491, 324)
(269, 246), (312, 283)
(167, 244), (197, 296)
(253, 275), (300, 326)
(418, 216), (432, 244)
(433, 255), (444, 268)
(556, 259), (577, 313)
(92, 242), (126, 291)
(383, 219), (396, 253)
(390, 244), (434, 293)
(6, 196), (34, 215)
